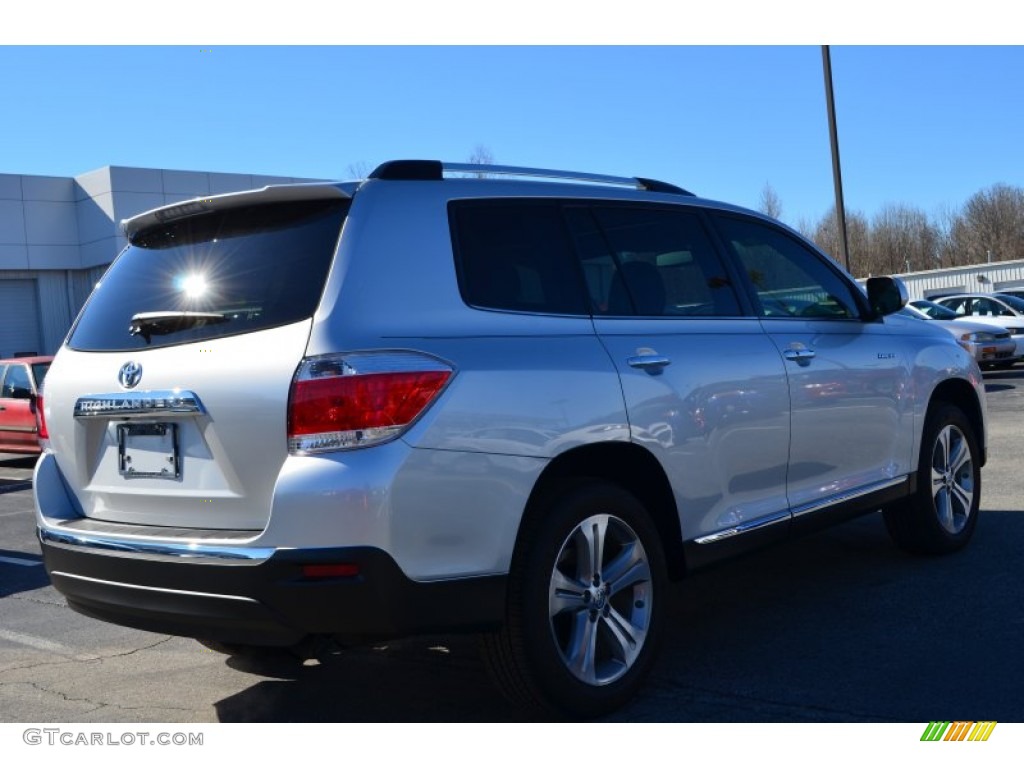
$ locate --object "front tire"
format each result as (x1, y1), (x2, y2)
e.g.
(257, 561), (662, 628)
(481, 480), (667, 717)
(884, 403), (980, 555)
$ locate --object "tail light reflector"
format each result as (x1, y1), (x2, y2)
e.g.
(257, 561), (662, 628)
(288, 351), (453, 454)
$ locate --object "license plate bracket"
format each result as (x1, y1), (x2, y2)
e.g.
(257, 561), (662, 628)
(118, 422), (180, 479)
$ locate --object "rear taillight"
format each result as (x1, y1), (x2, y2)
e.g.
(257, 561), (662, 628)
(35, 392), (49, 441)
(287, 351), (453, 454)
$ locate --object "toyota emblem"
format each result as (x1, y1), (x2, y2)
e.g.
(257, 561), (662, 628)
(118, 361), (143, 389)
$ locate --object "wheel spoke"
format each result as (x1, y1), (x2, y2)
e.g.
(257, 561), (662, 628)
(576, 515), (609, 582)
(605, 544), (651, 598)
(549, 569), (589, 616)
(935, 426), (952, 470)
(601, 604), (645, 668)
(949, 434), (971, 476)
(931, 467), (945, 493)
(935, 488), (955, 532)
(565, 611), (600, 685)
(950, 481), (973, 521)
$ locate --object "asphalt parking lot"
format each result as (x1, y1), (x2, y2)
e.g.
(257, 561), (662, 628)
(1, 369), (1022, 723)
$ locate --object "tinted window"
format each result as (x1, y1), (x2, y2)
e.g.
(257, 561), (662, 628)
(913, 300), (958, 320)
(31, 362), (50, 389)
(450, 202), (588, 315)
(714, 215), (863, 319)
(573, 206), (741, 317)
(68, 200), (348, 351)
(2, 364), (31, 398)
(996, 294), (1024, 312)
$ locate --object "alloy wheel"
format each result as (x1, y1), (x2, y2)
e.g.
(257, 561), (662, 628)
(547, 513), (653, 686)
(931, 424), (974, 535)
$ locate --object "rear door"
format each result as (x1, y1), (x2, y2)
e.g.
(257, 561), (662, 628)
(571, 204), (792, 545)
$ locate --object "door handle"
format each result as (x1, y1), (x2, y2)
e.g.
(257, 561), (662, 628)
(627, 354), (671, 372)
(783, 346), (816, 364)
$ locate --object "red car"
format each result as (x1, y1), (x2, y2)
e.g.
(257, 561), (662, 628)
(0, 355), (52, 455)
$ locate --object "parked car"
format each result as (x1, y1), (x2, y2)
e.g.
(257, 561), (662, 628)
(923, 293), (1024, 356)
(0, 355), (51, 454)
(989, 288), (1024, 302)
(35, 161), (987, 717)
(899, 302), (1019, 369)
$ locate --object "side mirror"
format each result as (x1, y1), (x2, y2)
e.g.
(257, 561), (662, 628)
(866, 276), (909, 318)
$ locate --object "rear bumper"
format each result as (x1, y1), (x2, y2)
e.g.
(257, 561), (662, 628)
(39, 529), (506, 646)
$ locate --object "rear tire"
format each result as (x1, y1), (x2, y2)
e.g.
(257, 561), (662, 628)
(481, 480), (667, 718)
(884, 403), (980, 555)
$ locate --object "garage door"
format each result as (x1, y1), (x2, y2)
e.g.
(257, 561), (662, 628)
(0, 280), (42, 358)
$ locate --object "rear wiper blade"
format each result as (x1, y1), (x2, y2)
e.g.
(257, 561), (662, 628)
(128, 311), (230, 343)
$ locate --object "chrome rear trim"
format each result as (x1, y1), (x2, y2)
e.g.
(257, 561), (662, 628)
(51, 571), (260, 603)
(73, 390), (206, 419)
(39, 526), (274, 563)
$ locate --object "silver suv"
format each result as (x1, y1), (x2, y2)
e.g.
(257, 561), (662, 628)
(35, 161), (987, 717)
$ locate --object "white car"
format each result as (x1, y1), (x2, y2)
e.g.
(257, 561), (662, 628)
(924, 294), (1024, 356)
(900, 302), (1019, 369)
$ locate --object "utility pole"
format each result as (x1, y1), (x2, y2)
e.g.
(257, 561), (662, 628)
(822, 45), (851, 273)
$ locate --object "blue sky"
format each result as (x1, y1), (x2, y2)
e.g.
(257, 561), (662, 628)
(1, 44), (1020, 227)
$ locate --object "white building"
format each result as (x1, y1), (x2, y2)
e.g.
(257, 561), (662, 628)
(877, 259), (1024, 301)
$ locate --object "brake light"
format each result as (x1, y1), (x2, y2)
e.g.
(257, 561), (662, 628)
(35, 392), (48, 440)
(287, 352), (453, 454)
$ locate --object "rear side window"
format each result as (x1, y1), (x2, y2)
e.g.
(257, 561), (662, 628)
(68, 199), (348, 351)
(449, 201), (588, 315)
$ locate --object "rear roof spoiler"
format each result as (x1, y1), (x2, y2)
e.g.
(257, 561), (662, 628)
(122, 183), (351, 243)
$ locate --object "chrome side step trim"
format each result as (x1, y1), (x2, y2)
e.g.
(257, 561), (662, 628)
(51, 571), (259, 603)
(39, 526), (275, 563)
(791, 476), (909, 518)
(693, 475), (910, 545)
(694, 510), (790, 545)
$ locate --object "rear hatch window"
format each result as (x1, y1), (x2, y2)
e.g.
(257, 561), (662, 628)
(69, 199), (349, 352)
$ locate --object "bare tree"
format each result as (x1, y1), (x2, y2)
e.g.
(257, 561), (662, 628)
(345, 161), (372, 180)
(955, 183), (1024, 263)
(467, 144), (494, 166)
(870, 203), (938, 275)
(465, 145), (496, 178)
(758, 183), (783, 220)
(799, 184), (1024, 276)
(809, 206), (870, 275)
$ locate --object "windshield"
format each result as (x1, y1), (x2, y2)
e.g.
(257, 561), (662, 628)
(995, 294), (1024, 312)
(912, 300), (959, 320)
(69, 199), (348, 351)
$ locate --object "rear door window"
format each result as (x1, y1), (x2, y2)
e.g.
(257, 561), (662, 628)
(68, 199), (348, 351)
(567, 205), (742, 317)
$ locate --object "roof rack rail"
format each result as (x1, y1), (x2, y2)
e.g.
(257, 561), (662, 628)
(367, 160), (694, 196)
